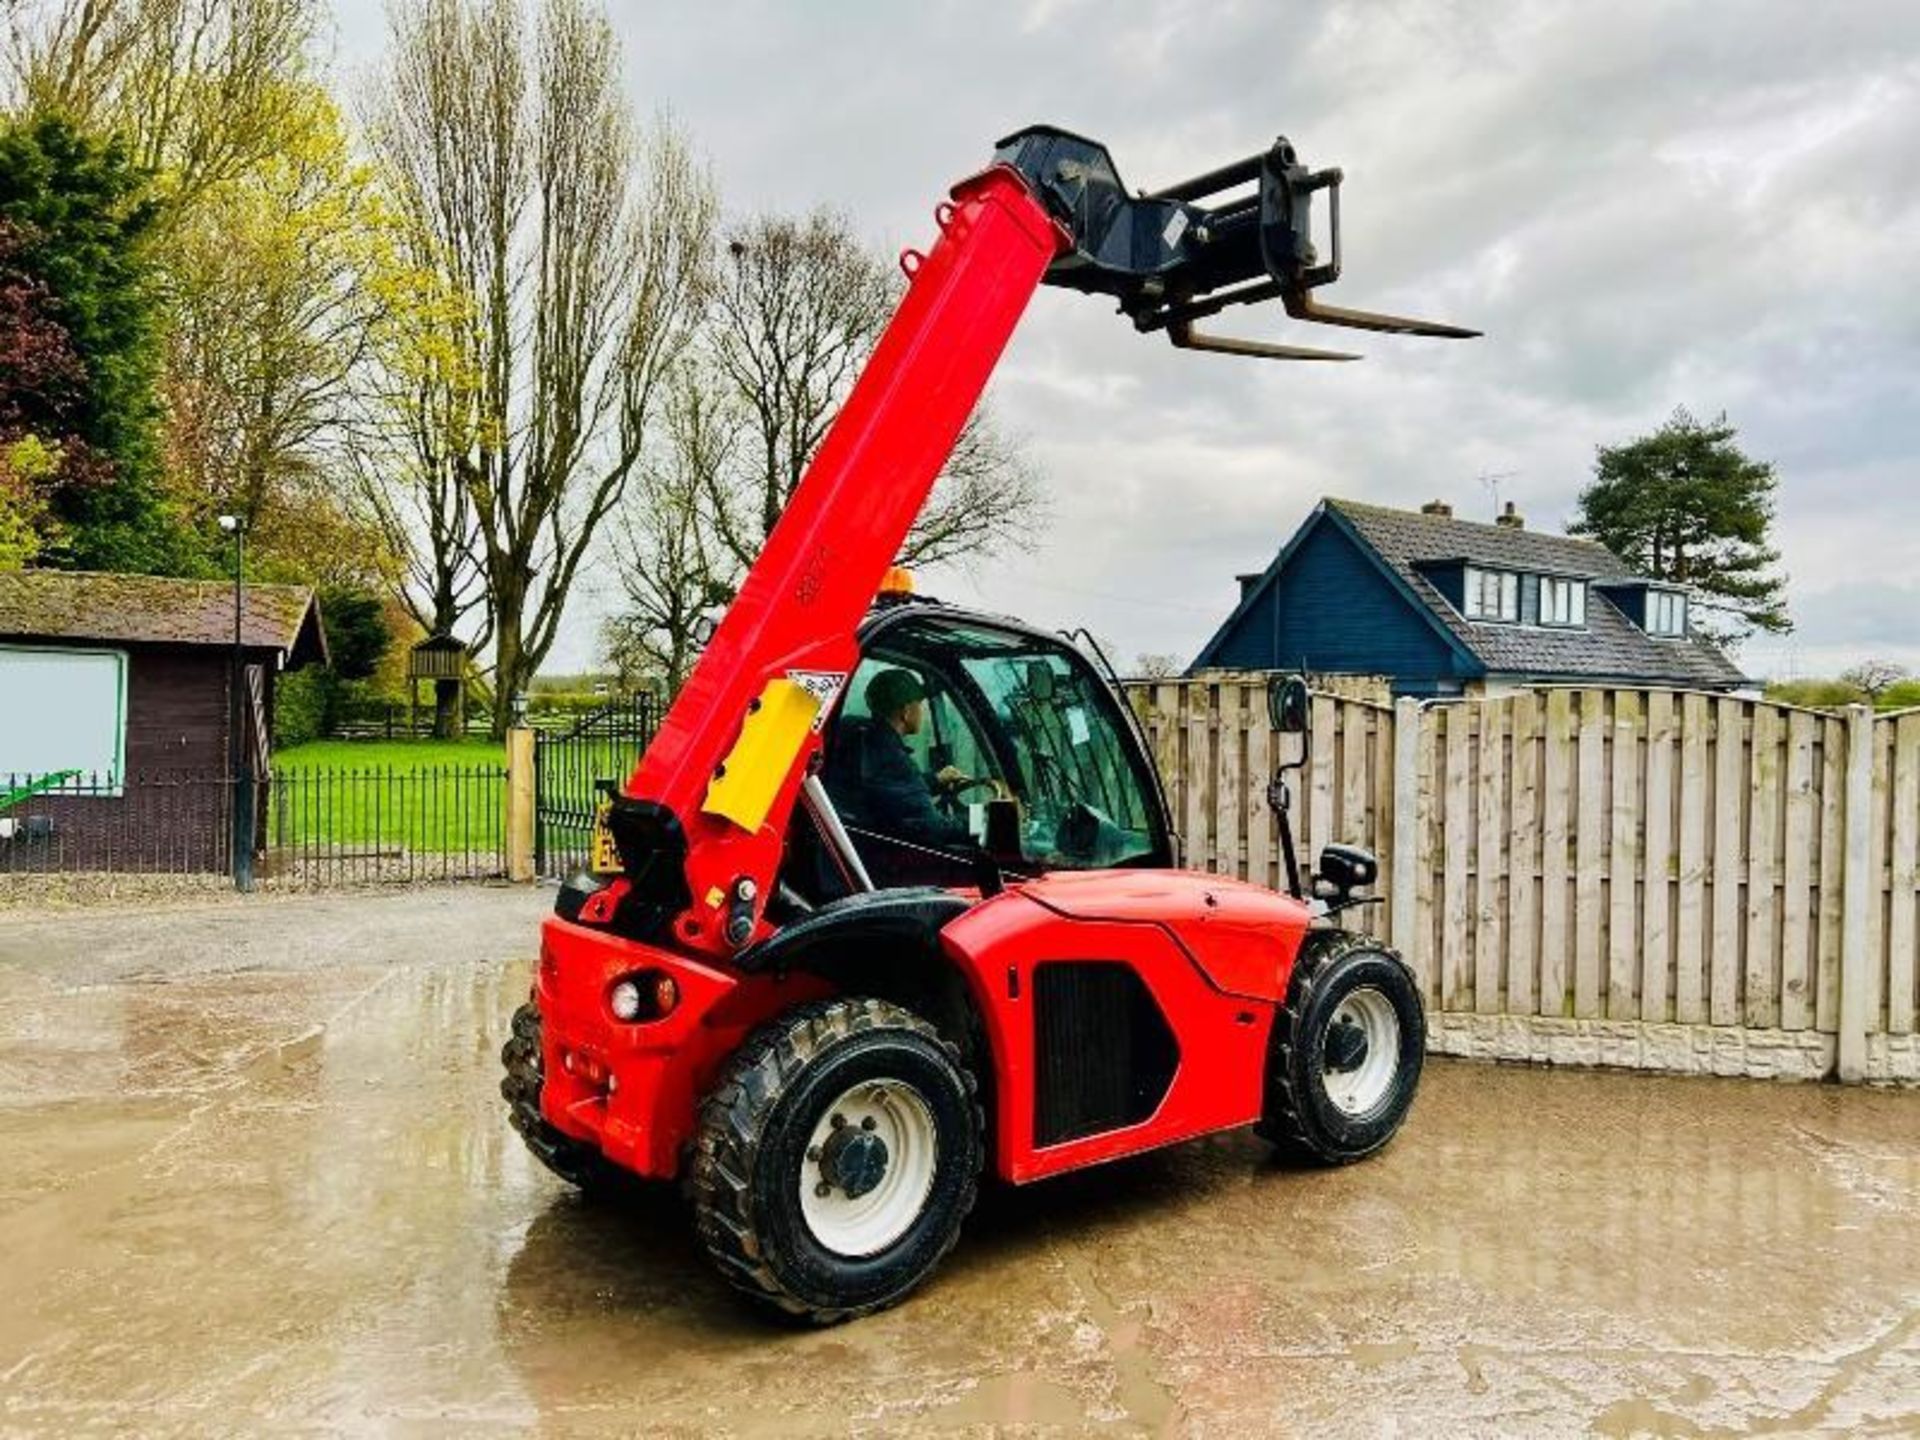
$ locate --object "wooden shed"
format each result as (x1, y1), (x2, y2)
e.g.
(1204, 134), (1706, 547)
(0, 570), (326, 872)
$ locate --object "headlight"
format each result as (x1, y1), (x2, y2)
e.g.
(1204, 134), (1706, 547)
(607, 971), (680, 1022)
(609, 979), (643, 1021)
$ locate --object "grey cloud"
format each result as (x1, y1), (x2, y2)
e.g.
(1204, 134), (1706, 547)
(327, 0), (1920, 677)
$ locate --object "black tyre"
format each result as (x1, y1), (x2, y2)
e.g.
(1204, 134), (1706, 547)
(688, 997), (983, 1324)
(1258, 934), (1425, 1164)
(500, 1001), (621, 1192)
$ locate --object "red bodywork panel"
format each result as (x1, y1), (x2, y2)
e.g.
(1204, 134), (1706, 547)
(534, 914), (835, 1176)
(944, 870), (1310, 1182)
(1022, 869), (1312, 1003)
(539, 871), (1311, 1184)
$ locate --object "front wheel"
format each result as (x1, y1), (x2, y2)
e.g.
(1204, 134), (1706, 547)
(1258, 935), (1425, 1164)
(687, 997), (983, 1324)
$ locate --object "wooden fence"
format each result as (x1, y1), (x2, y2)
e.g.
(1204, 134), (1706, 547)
(1127, 679), (1920, 1084)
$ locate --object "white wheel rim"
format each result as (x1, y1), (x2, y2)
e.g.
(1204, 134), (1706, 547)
(797, 1080), (939, 1258)
(1322, 986), (1401, 1118)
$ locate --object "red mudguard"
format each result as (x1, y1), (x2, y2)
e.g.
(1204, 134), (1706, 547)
(942, 871), (1310, 1183)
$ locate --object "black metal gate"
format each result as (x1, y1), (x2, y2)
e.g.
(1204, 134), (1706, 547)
(534, 695), (658, 878)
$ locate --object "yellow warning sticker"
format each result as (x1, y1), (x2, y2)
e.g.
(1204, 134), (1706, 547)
(589, 792), (621, 874)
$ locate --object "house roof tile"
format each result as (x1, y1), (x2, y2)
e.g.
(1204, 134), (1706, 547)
(1325, 499), (1749, 688)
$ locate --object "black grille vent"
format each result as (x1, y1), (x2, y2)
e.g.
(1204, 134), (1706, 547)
(1033, 962), (1179, 1146)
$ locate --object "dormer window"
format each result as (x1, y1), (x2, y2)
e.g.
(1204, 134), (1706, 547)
(1539, 576), (1588, 627)
(1646, 589), (1687, 637)
(1462, 566), (1518, 622)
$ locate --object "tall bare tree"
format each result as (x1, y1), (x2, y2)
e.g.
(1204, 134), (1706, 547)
(701, 209), (1043, 573)
(368, 0), (714, 736)
(605, 210), (1044, 698)
(602, 367), (735, 694)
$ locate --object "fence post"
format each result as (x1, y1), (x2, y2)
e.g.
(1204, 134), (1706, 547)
(506, 727), (536, 883)
(231, 766), (256, 893)
(1391, 698), (1421, 974)
(1838, 703), (1874, 1082)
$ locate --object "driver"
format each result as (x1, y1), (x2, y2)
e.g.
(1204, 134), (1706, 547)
(831, 668), (974, 848)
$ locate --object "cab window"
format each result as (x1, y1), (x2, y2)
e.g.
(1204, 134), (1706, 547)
(955, 644), (1161, 869)
(820, 617), (1168, 878)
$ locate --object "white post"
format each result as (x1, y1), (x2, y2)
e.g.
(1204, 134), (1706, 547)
(1392, 697), (1421, 971)
(1838, 703), (1873, 1082)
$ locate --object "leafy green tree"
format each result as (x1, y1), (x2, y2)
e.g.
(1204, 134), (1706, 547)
(5, 0), (316, 222)
(0, 215), (84, 566)
(0, 434), (62, 567)
(0, 115), (203, 572)
(162, 85), (392, 576)
(1570, 408), (1788, 643)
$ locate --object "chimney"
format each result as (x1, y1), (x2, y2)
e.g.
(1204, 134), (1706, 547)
(1235, 572), (1261, 600)
(1419, 500), (1453, 518)
(1495, 500), (1524, 530)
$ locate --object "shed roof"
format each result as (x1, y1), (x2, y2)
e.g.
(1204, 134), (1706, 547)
(0, 569), (327, 666)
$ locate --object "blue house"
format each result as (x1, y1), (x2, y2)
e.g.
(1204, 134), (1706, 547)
(1191, 497), (1748, 697)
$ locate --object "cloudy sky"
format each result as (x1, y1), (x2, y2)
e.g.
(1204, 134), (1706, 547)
(329, 0), (1920, 679)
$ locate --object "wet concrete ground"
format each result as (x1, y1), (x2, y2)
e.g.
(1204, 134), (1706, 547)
(1, 887), (1917, 1437)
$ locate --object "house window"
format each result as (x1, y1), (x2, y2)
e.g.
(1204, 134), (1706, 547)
(1646, 589), (1687, 637)
(1539, 576), (1588, 627)
(1462, 567), (1518, 622)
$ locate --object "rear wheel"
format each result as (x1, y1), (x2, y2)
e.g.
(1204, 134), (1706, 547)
(688, 997), (982, 1324)
(500, 1001), (620, 1192)
(1258, 935), (1425, 1164)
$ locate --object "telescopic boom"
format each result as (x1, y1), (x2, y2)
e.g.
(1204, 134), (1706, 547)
(589, 126), (1475, 957)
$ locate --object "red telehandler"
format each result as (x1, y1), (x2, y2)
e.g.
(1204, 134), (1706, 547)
(502, 126), (1477, 1321)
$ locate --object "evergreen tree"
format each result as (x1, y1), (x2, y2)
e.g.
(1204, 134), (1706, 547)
(0, 115), (204, 573)
(1571, 408), (1789, 642)
(316, 587), (393, 683)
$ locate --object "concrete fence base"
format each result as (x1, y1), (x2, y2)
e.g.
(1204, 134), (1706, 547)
(1428, 1012), (1920, 1085)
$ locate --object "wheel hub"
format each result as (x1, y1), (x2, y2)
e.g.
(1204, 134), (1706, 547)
(1326, 1016), (1370, 1071)
(1320, 985), (1402, 1118)
(797, 1080), (940, 1258)
(819, 1125), (890, 1199)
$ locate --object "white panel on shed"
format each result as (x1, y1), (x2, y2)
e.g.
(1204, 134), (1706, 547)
(0, 646), (129, 787)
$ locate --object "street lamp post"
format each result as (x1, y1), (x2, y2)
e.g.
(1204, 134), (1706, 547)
(217, 514), (252, 891)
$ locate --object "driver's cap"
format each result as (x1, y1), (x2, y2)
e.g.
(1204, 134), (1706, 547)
(865, 667), (927, 717)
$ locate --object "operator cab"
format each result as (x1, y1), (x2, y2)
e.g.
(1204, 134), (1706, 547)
(793, 605), (1172, 897)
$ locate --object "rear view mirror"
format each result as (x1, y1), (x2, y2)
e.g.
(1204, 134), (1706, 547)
(1268, 674), (1311, 734)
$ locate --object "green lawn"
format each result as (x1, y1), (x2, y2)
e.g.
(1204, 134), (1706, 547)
(269, 738), (507, 854)
(274, 738), (504, 772)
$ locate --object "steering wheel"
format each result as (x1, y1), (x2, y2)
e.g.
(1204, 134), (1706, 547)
(935, 773), (1001, 819)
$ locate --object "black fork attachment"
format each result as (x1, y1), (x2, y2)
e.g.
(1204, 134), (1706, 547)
(994, 125), (1479, 361)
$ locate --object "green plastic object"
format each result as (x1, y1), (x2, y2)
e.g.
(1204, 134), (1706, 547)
(0, 770), (82, 810)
